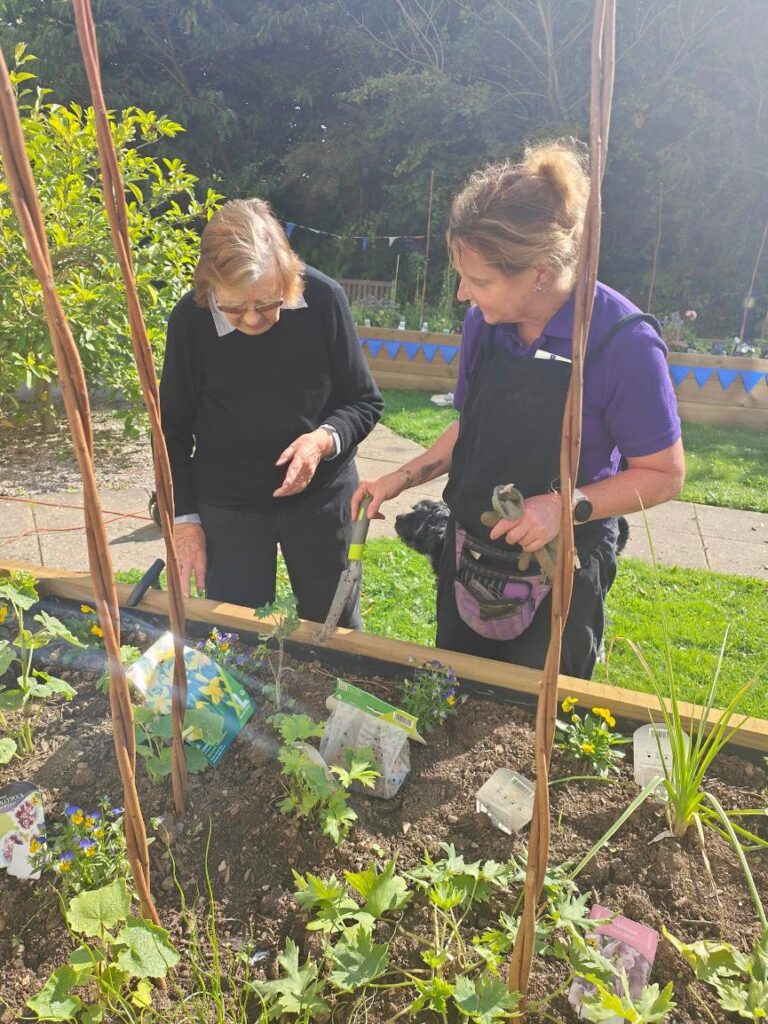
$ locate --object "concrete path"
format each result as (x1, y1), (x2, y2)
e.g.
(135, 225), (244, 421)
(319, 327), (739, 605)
(1, 424), (767, 580)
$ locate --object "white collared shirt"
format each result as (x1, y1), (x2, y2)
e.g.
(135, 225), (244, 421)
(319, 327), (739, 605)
(208, 291), (308, 337)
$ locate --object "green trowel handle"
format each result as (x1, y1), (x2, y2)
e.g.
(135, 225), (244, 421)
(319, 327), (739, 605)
(348, 495), (372, 561)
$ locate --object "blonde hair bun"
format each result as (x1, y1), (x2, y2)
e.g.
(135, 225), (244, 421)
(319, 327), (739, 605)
(523, 141), (589, 230)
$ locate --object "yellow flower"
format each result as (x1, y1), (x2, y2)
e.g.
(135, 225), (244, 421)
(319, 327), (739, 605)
(446, 695), (456, 707)
(93, 827), (104, 838)
(219, 642), (230, 654)
(80, 604), (95, 614)
(184, 725), (203, 742)
(90, 624), (104, 638)
(29, 837), (41, 854)
(580, 741), (596, 754)
(84, 845), (95, 858)
(146, 688), (172, 715)
(561, 696), (579, 714)
(84, 817), (96, 830)
(592, 707), (616, 728)
(200, 677), (225, 705)
(58, 860), (72, 873)
(0, 604), (8, 624)
(72, 810), (84, 825)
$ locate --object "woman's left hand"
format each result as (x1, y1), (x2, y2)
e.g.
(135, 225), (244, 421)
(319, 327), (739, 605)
(273, 429), (333, 497)
(488, 492), (563, 551)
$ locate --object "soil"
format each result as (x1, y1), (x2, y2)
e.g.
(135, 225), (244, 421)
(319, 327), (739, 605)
(1, 608), (766, 1023)
(0, 401), (154, 497)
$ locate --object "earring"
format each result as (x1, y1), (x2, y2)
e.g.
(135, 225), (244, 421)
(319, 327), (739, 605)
(533, 284), (543, 293)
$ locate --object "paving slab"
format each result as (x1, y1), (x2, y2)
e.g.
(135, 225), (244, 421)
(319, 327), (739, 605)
(1, 423), (767, 581)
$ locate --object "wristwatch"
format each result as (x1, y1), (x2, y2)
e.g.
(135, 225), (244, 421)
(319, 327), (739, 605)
(572, 488), (593, 525)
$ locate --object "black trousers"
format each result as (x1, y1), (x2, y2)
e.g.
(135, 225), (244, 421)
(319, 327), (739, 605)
(198, 464), (361, 628)
(435, 518), (618, 680)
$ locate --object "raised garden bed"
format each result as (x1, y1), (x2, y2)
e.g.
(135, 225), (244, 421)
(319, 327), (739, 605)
(1, 566), (767, 1023)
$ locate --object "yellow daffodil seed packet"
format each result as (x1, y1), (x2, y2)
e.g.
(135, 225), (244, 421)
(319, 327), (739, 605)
(0, 782), (45, 879)
(127, 631), (255, 767)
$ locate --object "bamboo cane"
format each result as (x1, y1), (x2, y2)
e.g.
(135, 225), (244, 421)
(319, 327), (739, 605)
(507, 0), (617, 1002)
(0, 45), (159, 927)
(71, 0), (188, 815)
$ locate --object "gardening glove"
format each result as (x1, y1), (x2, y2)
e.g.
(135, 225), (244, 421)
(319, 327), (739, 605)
(480, 483), (562, 579)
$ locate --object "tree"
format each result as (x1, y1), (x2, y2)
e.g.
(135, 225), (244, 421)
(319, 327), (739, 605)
(0, 47), (220, 430)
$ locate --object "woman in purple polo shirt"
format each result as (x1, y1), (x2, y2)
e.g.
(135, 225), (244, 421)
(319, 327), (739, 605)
(352, 141), (684, 679)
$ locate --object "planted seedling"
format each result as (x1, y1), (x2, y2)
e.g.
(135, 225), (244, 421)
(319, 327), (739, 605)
(269, 712), (380, 844)
(26, 878), (179, 1021)
(400, 657), (463, 733)
(134, 701), (225, 781)
(555, 697), (629, 777)
(0, 571), (83, 756)
(254, 593), (299, 710)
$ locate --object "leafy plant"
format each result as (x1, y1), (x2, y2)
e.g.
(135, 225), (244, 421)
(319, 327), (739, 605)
(133, 702), (224, 781)
(664, 928), (768, 1021)
(1, 47), (221, 433)
(554, 697), (629, 777)
(400, 658), (463, 733)
(249, 938), (329, 1022)
(578, 975), (676, 1023)
(27, 878), (179, 1021)
(195, 626), (263, 688)
(31, 799), (129, 900)
(270, 713), (379, 844)
(0, 570), (82, 755)
(254, 594), (299, 710)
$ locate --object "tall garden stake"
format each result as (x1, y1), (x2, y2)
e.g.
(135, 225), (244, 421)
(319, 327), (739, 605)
(507, 0), (616, 1002)
(0, 45), (160, 927)
(72, 0), (189, 815)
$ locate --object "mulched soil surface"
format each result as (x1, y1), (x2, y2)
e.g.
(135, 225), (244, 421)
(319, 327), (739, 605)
(1, 625), (766, 1023)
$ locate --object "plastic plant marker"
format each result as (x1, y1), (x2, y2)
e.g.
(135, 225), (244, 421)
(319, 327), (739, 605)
(475, 769), (535, 834)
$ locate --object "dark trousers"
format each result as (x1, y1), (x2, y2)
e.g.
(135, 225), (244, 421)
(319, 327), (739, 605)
(198, 464), (361, 628)
(435, 518), (617, 680)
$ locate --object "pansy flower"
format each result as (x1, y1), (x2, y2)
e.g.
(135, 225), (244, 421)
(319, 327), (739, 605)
(80, 604), (95, 614)
(0, 604), (8, 624)
(580, 741), (596, 755)
(57, 851), (75, 872)
(91, 624), (104, 638)
(28, 835), (46, 854)
(591, 707), (616, 729)
(561, 696), (579, 714)
(79, 839), (96, 857)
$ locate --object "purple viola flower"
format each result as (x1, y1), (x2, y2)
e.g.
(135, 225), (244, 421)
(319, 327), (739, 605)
(64, 804), (80, 817)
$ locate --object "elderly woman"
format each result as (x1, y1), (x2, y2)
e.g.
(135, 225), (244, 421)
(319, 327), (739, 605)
(160, 198), (383, 626)
(353, 142), (685, 679)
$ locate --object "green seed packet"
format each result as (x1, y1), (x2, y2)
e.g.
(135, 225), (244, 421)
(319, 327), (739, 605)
(127, 631), (255, 767)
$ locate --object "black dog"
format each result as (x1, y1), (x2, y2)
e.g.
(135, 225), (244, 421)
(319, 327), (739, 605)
(394, 499), (450, 575)
(394, 499), (629, 576)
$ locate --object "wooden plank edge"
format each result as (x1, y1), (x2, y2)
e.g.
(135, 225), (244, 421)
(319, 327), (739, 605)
(7, 560), (765, 755)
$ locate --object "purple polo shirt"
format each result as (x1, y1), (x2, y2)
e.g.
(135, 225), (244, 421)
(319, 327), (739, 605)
(453, 281), (681, 484)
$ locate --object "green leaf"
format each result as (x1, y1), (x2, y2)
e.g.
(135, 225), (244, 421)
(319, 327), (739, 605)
(144, 747), (173, 779)
(33, 610), (87, 647)
(184, 744), (209, 774)
(411, 975), (454, 1015)
(80, 1005), (104, 1024)
(0, 640), (14, 676)
(131, 978), (154, 1009)
(67, 878), (131, 938)
(664, 929), (746, 983)
(26, 966), (84, 1020)
(0, 687), (25, 711)
(0, 737), (17, 764)
(0, 573), (38, 610)
(114, 918), (180, 979)
(183, 706), (225, 745)
(452, 973), (521, 1023)
(251, 938), (329, 1017)
(269, 712), (324, 744)
(634, 983), (677, 1022)
(344, 858), (410, 919)
(31, 671), (77, 699)
(328, 925), (389, 991)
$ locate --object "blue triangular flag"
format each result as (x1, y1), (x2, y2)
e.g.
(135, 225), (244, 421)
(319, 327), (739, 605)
(422, 344), (438, 363)
(669, 365), (689, 388)
(716, 369), (739, 390)
(692, 368), (714, 388)
(384, 341), (401, 359)
(439, 345), (458, 365)
(285, 221), (296, 238)
(402, 342), (420, 360)
(366, 340), (383, 358)
(741, 370), (764, 394)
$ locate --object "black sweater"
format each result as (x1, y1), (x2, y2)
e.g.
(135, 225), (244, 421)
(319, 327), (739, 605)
(160, 266), (383, 514)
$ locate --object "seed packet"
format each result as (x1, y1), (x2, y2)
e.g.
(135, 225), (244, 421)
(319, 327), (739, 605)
(0, 782), (45, 880)
(127, 631), (256, 767)
(568, 904), (660, 1022)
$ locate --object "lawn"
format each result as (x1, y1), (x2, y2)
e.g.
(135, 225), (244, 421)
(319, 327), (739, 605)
(380, 389), (768, 512)
(117, 545), (766, 719)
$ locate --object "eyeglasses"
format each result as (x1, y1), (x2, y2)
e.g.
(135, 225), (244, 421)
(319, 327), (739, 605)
(214, 295), (284, 317)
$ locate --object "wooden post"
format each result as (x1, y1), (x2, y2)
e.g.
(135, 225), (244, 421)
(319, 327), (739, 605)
(419, 169), (435, 324)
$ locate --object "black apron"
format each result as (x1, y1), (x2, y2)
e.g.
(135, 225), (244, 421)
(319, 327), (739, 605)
(438, 313), (658, 677)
